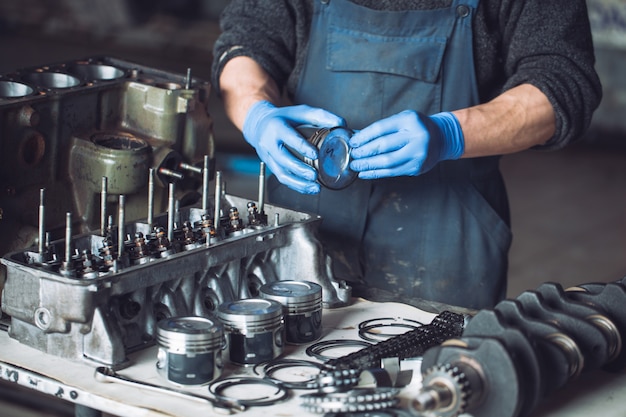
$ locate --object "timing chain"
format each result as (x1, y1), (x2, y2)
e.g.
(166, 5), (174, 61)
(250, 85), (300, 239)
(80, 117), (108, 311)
(325, 310), (466, 371)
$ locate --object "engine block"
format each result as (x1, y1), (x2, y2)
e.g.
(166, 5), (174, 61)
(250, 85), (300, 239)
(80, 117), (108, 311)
(0, 57), (349, 369)
(0, 56), (214, 261)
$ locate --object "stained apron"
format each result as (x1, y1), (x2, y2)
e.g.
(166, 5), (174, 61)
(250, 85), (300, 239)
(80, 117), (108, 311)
(267, 0), (512, 309)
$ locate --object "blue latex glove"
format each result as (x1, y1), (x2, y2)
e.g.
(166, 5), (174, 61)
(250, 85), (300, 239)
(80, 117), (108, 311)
(243, 100), (346, 194)
(348, 111), (464, 179)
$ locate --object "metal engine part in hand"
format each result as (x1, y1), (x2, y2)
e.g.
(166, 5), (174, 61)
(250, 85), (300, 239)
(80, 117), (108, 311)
(295, 125), (357, 190)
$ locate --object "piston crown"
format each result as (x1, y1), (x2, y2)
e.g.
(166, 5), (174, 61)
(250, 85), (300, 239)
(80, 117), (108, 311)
(316, 127), (356, 190)
(296, 125), (357, 190)
(260, 280), (322, 305)
(217, 298), (284, 327)
(156, 316), (223, 352)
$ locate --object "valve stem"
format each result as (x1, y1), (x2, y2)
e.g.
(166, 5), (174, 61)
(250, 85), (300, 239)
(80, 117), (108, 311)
(202, 155), (210, 214)
(214, 171), (222, 232)
(148, 168), (155, 231)
(167, 183), (176, 242)
(38, 188), (45, 256)
(101, 177), (108, 237)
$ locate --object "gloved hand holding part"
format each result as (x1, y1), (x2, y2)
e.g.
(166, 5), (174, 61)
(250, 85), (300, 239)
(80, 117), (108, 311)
(243, 100), (346, 194)
(348, 111), (465, 179)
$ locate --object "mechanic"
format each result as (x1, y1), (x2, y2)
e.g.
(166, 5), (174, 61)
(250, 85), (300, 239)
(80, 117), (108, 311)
(211, 0), (602, 309)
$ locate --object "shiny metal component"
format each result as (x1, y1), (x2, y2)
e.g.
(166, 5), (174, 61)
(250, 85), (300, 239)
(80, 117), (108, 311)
(546, 333), (585, 379)
(411, 365), (470, 417)
(296, 125), (357, 190)
(257, 358), (327, 390)
(179, 162), (202, 174)
(22, 71), (80, 89)
(208, 376), (287, 407)
(587, 314), (622, 363)
(0, 80), (34, 98)
(67, 63), (125, 81)
(185, 68), (192, 90)
(60, 212), (74, 277)
(260, 280), (323, 344)
(167, 183), (176, 243)
(258, 161), (266, 214)
(214, 171), (222, 232)
(38, 188), (45, 256)
(158, 167), (184, 181)
(358, 317), (424, 343)
(100, 177), (108, 237)
(202, 155), (210, 213)
(217, 298), (285, 365)
(156, 316), (223, 386)
(147, 168), (155, 230)
(117, 195), (126, 260)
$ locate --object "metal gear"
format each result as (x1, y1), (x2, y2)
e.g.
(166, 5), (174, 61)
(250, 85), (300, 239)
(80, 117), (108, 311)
(412, 364), (470, 417)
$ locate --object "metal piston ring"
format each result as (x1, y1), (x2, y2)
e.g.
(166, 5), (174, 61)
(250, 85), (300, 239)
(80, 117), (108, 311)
(305, 339), (372, 361)
(208, 376), (288, 407)
(254, 358), (328, 390)
(358, 317), (424, 342)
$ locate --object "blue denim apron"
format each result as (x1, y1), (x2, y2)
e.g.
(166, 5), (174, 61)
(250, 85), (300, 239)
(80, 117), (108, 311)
(268, 0), (511, 309)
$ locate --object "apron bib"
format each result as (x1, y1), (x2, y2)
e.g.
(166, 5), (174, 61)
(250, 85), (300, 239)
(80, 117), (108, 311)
(268, 0), (511, 309)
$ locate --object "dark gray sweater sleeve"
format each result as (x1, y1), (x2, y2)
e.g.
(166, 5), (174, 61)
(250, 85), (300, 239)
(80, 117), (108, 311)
(491, 0), (602, 150)
(211, 0), (306, 94)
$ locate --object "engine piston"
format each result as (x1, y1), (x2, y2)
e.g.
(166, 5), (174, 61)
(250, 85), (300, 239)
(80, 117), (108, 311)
(296, 125), (357, 190)
(217, 298), (285, 365)
(156, 316), (224, 386)
(260, 280), (323, 344)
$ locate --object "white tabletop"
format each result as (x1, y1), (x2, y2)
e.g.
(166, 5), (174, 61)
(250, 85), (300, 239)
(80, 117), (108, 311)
(0, 299), (624, 417)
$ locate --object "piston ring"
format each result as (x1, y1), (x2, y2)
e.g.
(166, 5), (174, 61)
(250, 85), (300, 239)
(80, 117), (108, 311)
(259, 359), (328, 389)
(208, 376), (288, 407)
(358, 317), (424, 342)
(305, 339), (372, 361)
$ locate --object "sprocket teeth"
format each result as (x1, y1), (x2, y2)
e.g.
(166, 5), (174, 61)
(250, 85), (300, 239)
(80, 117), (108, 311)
(421, 364), (471, 417)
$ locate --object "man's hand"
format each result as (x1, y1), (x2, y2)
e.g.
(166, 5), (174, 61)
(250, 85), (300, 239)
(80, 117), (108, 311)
(243, 100), (346, 194)
(348, 111), (465, 179)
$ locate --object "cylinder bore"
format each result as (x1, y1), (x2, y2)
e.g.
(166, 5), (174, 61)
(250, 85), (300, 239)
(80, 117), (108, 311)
(74, 131), (151, 195)
(92, 132), (148, 151)
(22, 72), (81, 89)
(68, 64), (125, 81)
(0, 80), (34, 98)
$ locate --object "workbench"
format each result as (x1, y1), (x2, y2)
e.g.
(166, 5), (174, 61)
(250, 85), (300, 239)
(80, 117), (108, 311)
(0, 299), (624, 417)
